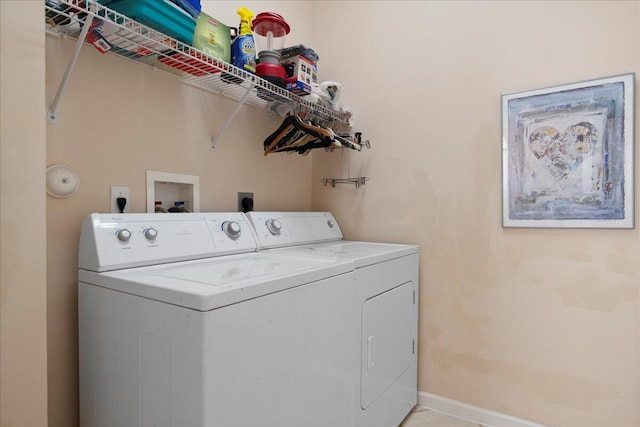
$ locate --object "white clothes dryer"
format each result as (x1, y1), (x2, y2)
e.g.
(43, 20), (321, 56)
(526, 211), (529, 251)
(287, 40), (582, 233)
(78, 212), (360, 427)
(246, 211), (419, 427)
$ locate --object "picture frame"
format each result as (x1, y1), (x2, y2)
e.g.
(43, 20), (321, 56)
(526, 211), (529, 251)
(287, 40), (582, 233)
(502, 73), (635, 228)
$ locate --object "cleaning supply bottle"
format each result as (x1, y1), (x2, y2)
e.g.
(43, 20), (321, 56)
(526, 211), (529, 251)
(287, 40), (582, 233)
(231, 7), (256, 73)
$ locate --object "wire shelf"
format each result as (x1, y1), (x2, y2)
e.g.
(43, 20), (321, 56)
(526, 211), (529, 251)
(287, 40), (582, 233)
(44, 0), (352, 131)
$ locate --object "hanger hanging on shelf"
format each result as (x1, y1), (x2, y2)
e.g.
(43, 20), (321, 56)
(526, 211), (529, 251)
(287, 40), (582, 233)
(263, 114), (329, 155)
(325, 132), (370, 152)
(263, 113), (365, 156)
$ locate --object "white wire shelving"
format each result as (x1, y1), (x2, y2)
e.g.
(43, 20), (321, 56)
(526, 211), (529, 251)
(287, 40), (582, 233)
(44, 0), (353, 149)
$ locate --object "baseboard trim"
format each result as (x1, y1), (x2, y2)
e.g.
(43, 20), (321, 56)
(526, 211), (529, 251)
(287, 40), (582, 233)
(418, 391), (548, 427)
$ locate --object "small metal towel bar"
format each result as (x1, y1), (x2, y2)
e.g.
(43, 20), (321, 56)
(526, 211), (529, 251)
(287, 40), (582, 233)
(321, 177), (369, 188)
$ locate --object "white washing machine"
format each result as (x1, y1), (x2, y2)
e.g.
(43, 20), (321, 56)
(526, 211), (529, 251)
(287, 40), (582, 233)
(246, 211), (419, 427)
(78, 212), (360, 427)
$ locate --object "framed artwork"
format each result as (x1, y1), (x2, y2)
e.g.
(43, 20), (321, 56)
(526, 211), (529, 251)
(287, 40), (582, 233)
(502, 73), (635, 228)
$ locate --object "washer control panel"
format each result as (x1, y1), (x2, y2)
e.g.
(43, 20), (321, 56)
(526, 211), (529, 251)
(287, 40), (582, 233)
(246, 212), (343, 249)
(265, 218), (282, 235)
(79, 212), (257, 272)
(143, 227), (158, 240)
(222, 220), (242, 239)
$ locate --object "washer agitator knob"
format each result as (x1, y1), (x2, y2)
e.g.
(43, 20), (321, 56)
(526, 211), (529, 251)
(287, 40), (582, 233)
(144, 228), (158, 240)
(266, 219), (282, 235)
(222, 221), (241, 239)
(116, 229), (131, 242)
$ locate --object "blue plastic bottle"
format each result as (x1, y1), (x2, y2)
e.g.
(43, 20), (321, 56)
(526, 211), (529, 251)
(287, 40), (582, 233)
(231, 7), (256, 73)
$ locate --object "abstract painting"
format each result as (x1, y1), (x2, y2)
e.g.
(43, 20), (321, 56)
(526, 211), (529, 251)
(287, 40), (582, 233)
(502, 73), (634, 228)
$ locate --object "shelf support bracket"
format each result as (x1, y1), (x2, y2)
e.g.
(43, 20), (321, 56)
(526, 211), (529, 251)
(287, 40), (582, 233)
(48, 10), (95, 123)
(211, 83), (255, 150)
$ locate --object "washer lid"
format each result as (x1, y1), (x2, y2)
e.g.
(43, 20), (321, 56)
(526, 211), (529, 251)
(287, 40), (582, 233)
(273, 241), (419, 268)
(79, 251), (353, 311)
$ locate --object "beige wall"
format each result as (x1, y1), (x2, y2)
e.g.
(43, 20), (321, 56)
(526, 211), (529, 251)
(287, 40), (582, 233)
(3, 1), (638, 427)
(44, 2), (314, 426)
(312, 1), (639, 427)
(0, 1), (49, 427)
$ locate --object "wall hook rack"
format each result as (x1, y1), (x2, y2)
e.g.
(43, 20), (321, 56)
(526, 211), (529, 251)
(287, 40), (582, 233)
(321, 177), (369, 188)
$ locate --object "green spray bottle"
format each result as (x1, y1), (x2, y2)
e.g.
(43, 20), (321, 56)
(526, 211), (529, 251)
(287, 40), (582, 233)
(231, 7), (256, 73)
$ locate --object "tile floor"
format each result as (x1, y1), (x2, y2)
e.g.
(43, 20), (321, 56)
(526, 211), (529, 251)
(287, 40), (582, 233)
(400, 406), (486, 427)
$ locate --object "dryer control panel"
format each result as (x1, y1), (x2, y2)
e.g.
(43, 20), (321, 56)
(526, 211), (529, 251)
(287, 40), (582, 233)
(246, 211), (343, 249)
(79, 212), (258, 272)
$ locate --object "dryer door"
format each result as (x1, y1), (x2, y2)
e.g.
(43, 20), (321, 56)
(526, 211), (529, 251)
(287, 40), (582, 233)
(361, 281), (415, 409)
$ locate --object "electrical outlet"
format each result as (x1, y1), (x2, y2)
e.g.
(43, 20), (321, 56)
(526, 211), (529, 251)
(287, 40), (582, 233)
(111, 186), (130, 213)
(237, 192), (254, 212)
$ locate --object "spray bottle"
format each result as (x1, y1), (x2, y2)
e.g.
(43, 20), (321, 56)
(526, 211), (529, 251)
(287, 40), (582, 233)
(231, 7), (256, 73)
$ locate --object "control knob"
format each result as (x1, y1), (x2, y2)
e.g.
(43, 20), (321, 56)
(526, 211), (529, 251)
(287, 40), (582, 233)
(327, 219), (334, 228)
(222, 221), (241, 239)
(116, 229), (131, 242)
(144, 227), (158, 240)
(266, 218), (282, 235)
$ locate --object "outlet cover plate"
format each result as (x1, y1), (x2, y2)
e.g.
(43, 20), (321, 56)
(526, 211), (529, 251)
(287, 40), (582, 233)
(111, 185), (130, 213)
(237, 192), (254, 212)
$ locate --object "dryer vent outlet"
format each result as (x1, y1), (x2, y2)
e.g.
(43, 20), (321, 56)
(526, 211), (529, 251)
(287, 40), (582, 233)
(238, 192), (254, 213)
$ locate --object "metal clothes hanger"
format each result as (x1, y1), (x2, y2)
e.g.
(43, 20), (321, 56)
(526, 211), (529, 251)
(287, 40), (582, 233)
(264, 114), (331, 155)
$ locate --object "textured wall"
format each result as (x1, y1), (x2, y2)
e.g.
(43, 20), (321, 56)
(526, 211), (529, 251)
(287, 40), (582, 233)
(1, 1), (49, 426)
(16, 1), (639, 426)
(311, 2), (639, 426)
(45, 2), (314, 425)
